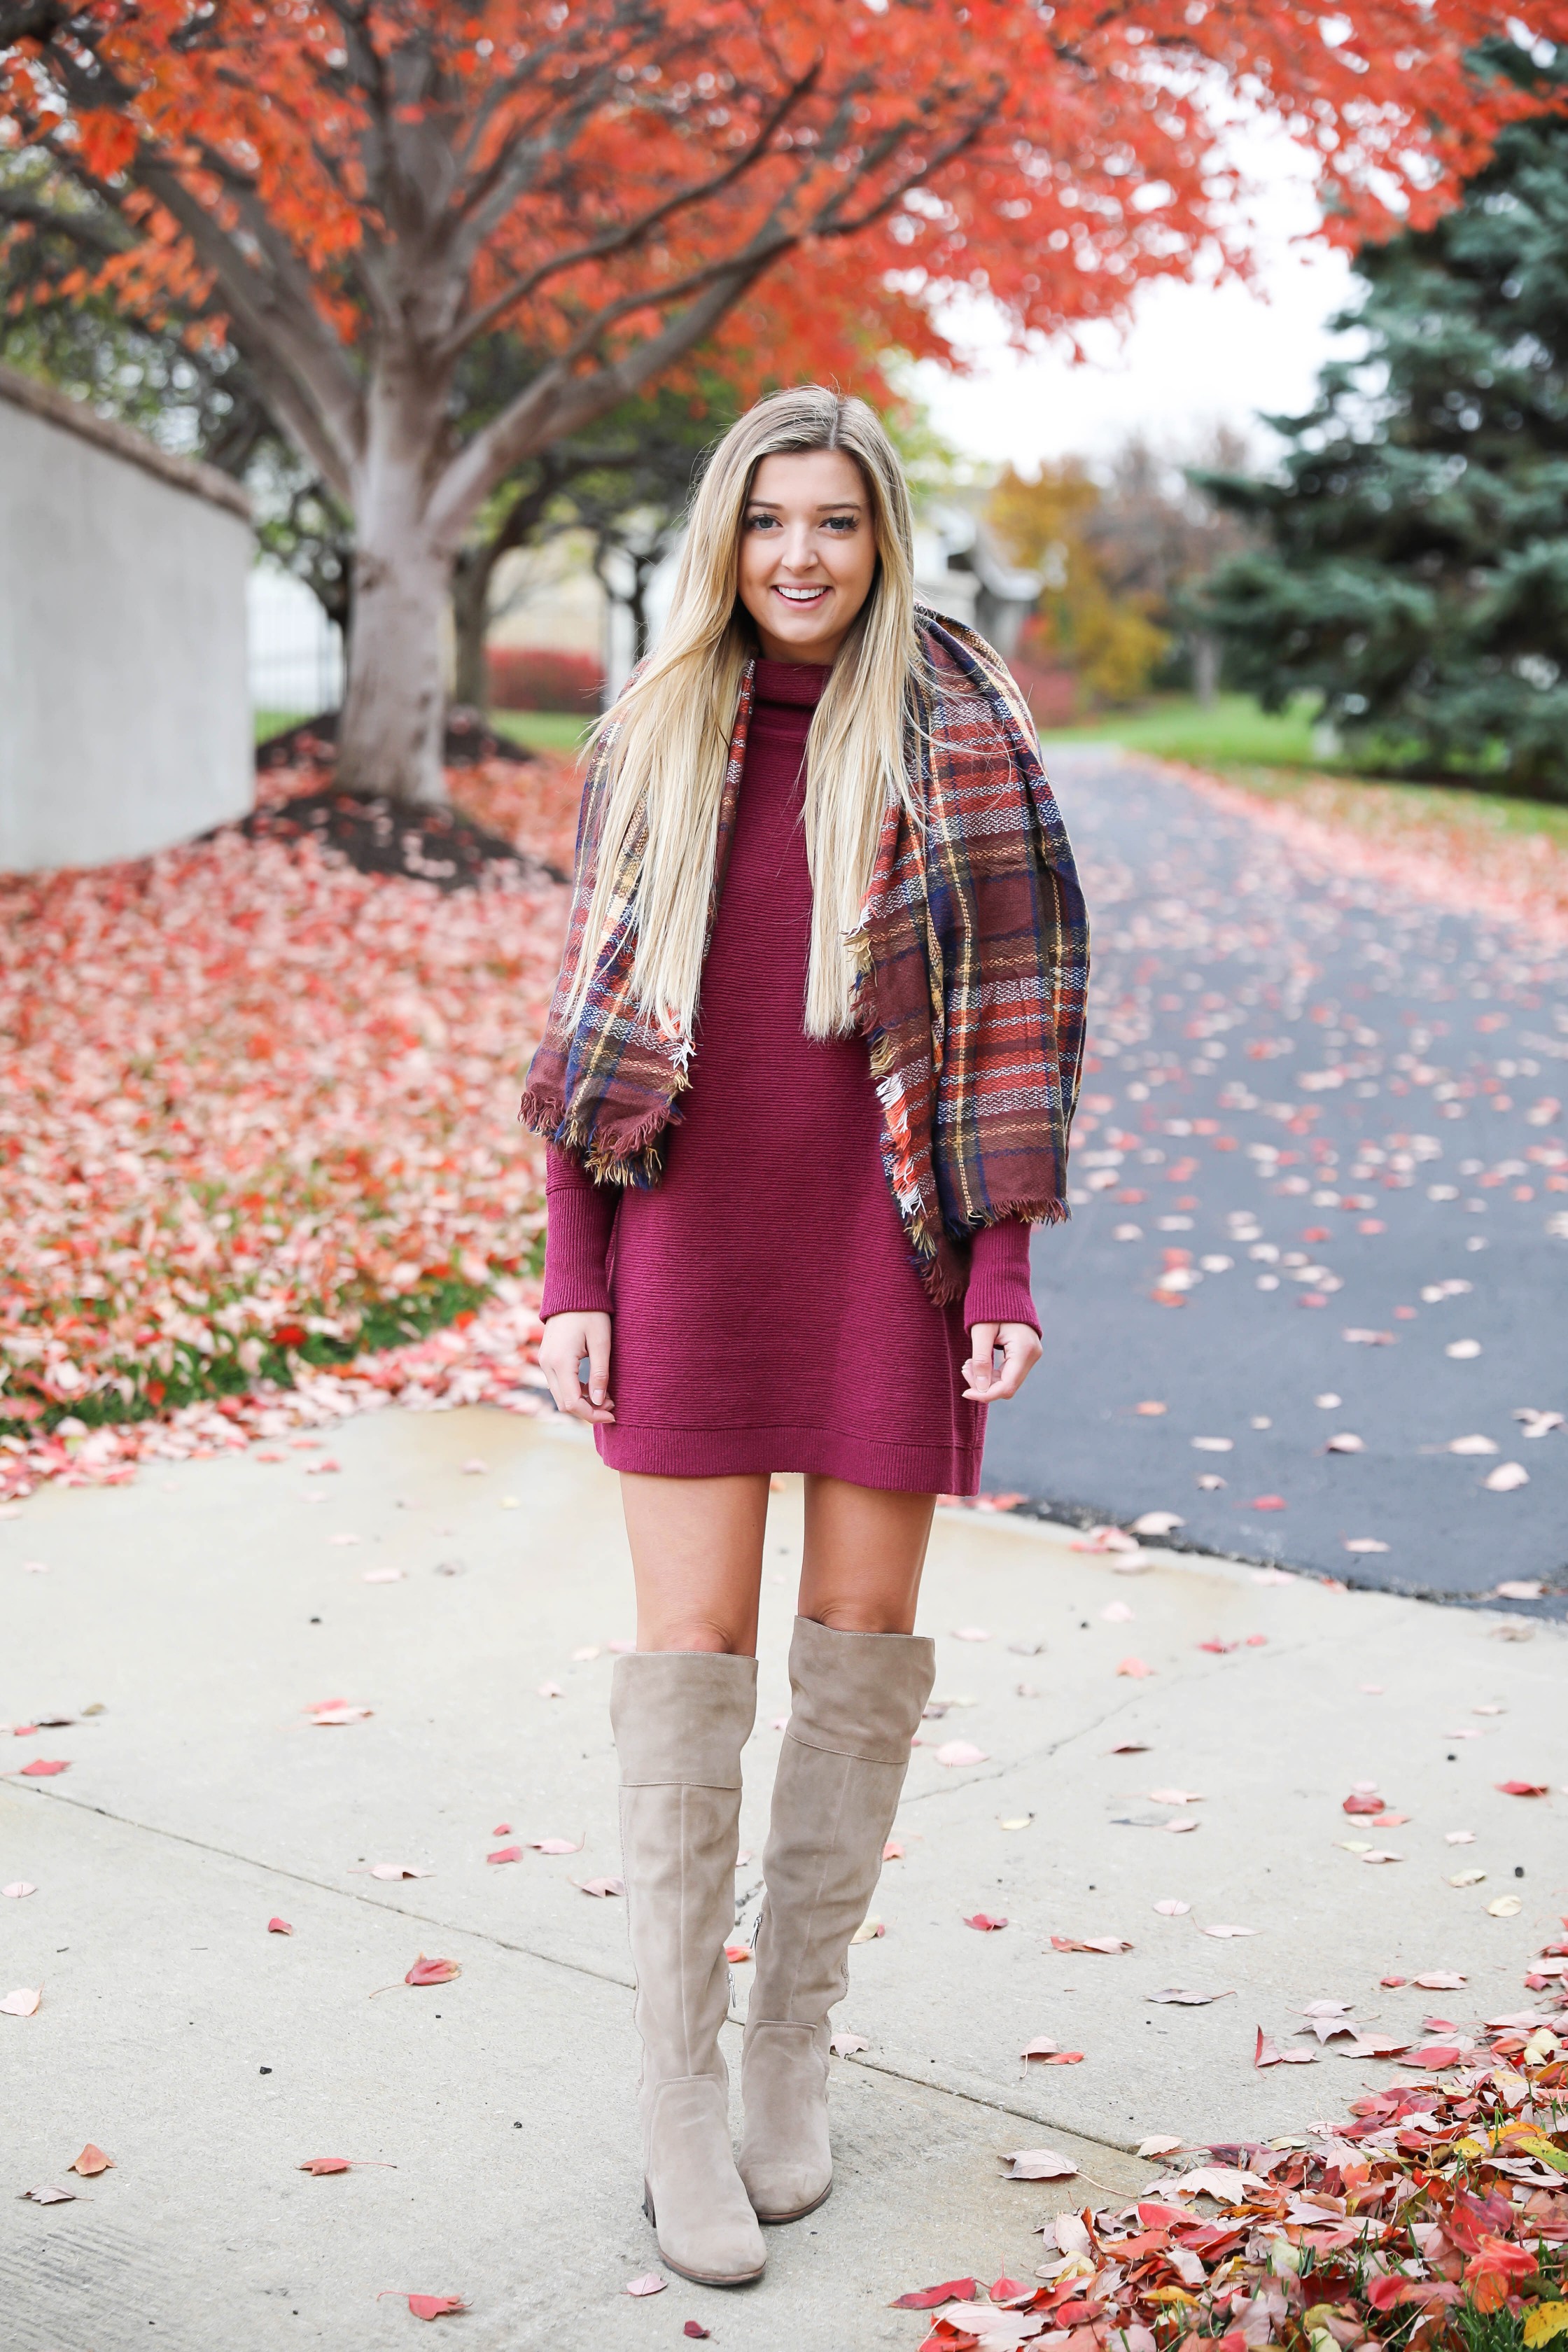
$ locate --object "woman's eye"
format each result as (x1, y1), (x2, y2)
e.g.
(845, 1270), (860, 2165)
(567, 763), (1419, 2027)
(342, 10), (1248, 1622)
(745, 512), (778, 531)
(824, 515), (858, 533)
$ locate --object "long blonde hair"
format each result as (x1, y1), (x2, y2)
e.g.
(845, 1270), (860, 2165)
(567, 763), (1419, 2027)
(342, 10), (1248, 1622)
(564, 386), (921, 1043)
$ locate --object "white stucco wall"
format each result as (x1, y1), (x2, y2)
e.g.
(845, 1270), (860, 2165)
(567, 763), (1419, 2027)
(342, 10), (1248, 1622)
(0, 368), (252, 873)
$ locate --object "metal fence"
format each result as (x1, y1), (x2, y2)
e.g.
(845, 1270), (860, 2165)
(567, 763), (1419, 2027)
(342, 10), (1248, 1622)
(246, 561), (344, 718)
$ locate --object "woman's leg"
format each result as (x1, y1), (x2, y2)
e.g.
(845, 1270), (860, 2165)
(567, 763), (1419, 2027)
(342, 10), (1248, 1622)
(608, 1469), (773, 2284)
(797, 1474), (937, 1632)
(741, 1476), (937, 2222)
(620, 1469), (771, 1654)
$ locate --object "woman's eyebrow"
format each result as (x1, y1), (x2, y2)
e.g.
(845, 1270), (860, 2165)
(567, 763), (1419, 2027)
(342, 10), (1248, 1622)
(744, 498), (864, 513)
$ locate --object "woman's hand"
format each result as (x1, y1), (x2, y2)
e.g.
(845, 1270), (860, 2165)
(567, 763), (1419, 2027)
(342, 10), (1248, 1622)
(539, 1310), (615, 1424)
(962, 1321), (1042, 1404)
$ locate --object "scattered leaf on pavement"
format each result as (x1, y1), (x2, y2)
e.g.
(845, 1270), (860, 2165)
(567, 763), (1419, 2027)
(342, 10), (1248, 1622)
(70, 2145), (113, 2176)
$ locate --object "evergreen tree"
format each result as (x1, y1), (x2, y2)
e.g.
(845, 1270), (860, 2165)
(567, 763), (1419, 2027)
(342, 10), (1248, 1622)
(1196, 46), (1568, 796)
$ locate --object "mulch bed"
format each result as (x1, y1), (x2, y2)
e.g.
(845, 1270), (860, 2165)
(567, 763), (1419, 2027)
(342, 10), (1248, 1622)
(229, 787), (565, 892)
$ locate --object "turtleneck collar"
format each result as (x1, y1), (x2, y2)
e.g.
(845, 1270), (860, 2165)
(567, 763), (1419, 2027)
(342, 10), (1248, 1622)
(753, 655), (831, 709)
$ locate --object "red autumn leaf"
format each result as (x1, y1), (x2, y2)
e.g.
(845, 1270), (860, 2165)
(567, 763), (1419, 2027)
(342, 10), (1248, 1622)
(683, 2327), (711, 2341)
(377, 2293), (468, 2321)
(70, 2144), (113, 2176)
(991, 2278), (1035, 2303)
(486, 1846), (522, 1865)
(267, 1917), (293, 1935)
(299, 2157), (352, 2174)
(892, 2277), (979, 2309)
(491, 1823), (511, 1837)
(724, 1942), (752, 1963)
(1401, 2044), (1463, 2068)
(405, 1955), (461, 1987)
(964, 1913), (1009, 1932)
(1343, 1791), (1386, 1814)
(18, 1758), (69, 1777)
(1496, 1780), (1548, 1797)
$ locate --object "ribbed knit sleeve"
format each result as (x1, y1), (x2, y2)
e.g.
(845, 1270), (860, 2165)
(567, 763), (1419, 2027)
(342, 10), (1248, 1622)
(540, 1145), (617, 1320)
(961, 1217), (1040, 1335)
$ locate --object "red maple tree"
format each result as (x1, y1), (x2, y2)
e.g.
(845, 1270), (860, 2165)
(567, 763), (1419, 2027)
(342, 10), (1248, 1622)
(1, 0), (1549, 798)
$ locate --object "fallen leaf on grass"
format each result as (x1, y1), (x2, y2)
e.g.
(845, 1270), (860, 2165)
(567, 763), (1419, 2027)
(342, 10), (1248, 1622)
(573, 1877), (624, 1898)
(1523, 2306), (1568, 2348)
(1001, 2148), (1078, 2180)
(1052, 1935), (1131, 1954)
(18, 1758), (69, 1777)
(625, 2274), (666, 2297)
(965, 1913), (1009, 1932)
(1256, 2029), (1317, 2068)
(1147, 1987), (1233, 2005)
(1399, 2045), (1464, 2070)
(1337, 2033), (1412, 2059)
(935, 1740), (989, 1767)
(1154, 2165), (1270, 2202)
(892, 2278), (979, 2309)
(70, 2145), (113, 2176)
(1, 1986), (42, 2015)
(830, 2031), (869, 2056)
(1497, 1781), (1549, 1798)
(4, 1882), (38, 1898)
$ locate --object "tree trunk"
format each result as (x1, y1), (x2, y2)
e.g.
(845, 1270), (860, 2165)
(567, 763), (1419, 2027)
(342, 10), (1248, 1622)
(451, 543), (497, 713)
(336, 374), (456, 803)
(1191, 630), (1220, 709)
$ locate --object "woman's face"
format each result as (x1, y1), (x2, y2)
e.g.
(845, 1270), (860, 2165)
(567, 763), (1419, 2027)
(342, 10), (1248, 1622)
(736, 448), (878, 666)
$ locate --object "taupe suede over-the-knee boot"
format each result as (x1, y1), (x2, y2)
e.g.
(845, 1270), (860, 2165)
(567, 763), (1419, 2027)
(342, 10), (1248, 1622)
(611, 1650), (766, 2286)
(738, 1616), (935, 2222)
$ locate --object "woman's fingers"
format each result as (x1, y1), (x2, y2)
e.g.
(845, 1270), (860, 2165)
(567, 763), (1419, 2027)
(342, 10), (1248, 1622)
(961, 1322), (1001, 1401)
(988, 1323), (1043, 1400)
(540, 1313), (615, 1423)
(586, 1320), (612, 1409)
(962, 1321), (1042, 1402)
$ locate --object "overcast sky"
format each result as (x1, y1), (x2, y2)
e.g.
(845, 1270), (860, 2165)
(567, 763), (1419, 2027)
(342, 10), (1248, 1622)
(911, 120), (1366, 479)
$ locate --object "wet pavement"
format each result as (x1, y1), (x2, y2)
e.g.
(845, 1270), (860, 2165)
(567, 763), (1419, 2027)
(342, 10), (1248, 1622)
(986, 749), (1568, 1611)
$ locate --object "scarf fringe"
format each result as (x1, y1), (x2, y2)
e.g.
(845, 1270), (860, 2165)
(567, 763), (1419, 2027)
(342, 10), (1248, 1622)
(518, 1088), (668, 1187)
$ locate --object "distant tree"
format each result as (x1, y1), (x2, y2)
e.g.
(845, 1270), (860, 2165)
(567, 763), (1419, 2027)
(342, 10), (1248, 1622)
(1195, 45), (1568, 794)
(1082, 430), (1258, 704)
(987, 463), (1169, 708)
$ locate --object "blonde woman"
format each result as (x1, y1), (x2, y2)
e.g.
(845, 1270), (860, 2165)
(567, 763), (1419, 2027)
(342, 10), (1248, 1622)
(523, 387), (1086, 2286)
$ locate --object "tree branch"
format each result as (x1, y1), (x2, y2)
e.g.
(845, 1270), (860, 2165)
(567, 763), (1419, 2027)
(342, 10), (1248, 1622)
(436, 59), (822, 364)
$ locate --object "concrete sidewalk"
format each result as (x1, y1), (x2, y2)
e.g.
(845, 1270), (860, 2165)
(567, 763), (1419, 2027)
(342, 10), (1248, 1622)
(3, 1406), (1564, 2351)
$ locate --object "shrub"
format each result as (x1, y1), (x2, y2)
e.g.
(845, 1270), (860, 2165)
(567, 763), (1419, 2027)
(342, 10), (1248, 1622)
(486, 646), (605, 713)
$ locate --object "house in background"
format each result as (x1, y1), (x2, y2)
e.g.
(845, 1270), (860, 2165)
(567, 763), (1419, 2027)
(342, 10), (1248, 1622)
(0, 363), (252, 874)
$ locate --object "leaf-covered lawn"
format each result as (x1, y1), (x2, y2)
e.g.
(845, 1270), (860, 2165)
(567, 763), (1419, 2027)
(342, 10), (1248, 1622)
(0, 758), (576, 1498)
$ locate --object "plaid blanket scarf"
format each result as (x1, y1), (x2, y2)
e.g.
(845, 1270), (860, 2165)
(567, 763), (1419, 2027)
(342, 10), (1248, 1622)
(520, 609), (1088, 1304)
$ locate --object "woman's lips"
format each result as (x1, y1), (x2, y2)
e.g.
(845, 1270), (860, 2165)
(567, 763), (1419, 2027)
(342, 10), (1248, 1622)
(771, 583), (830, 605)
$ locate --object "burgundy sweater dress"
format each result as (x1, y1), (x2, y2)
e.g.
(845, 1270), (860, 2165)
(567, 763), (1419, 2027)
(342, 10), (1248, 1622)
(540, 657), (1039, 1495)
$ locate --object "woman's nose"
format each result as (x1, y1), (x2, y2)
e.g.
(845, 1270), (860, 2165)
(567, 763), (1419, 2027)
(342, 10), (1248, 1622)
(778, 524), (822, 573)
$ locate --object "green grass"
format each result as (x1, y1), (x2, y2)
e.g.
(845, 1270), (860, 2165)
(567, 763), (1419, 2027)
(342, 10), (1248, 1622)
(253, 708), (309, 743)
(1043, 692), (1568, 849)
(1041, 692), (1322, 766)
(487, 708), (594, 754)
